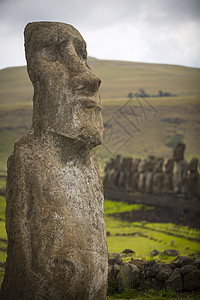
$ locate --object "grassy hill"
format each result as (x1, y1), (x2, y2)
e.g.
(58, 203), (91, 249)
(0, 58), (200, 174)
(1, 60), (200, 291)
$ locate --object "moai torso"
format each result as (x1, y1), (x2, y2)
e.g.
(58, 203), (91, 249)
(163, 159), (174, 192)
(130, 158), (141, 191)
(145, 156), (155, 193)
(118, 157), (132, 190)
(1, 22), (108, 300)
(138, 159), (147, 193)
(103, 159), (114, 189)
(152, 157), (164, 193)
(187, 157), (199, 196)
(173, 143), (187, 194)
(112, 155), (122, 188)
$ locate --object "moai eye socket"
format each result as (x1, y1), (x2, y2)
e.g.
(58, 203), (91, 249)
(41, 46), (58, 62)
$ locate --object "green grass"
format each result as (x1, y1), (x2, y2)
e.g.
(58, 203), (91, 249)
(104, 199), (154, 215)
(106, 288), (177, 299)
(0, 196), (6, 222)
(106, 288), (200, 299)
(104, 199), (200, 261)
(0, 61), (200, 173)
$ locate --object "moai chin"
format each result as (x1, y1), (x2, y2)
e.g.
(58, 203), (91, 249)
(1, 22), (108, 300)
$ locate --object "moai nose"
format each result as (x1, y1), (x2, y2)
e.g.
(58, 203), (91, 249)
(71, 71), (101, 95)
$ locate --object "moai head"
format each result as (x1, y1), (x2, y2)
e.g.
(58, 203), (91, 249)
(173, 142), (185, 162)
(146, 156), (155, 172)
(188, 157), (199, 172)
(24, 22), (103, 148)
(138, 159), (147, 173)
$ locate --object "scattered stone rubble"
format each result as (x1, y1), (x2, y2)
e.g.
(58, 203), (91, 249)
(108, 254), (200, 293)
(103, 143), (200, 197)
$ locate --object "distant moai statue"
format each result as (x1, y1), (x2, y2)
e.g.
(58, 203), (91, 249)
(152, 157), (164, 193)
(187, 157), (199, 196)
(124, 157), (133, 191)
(173, 142), (188, 193)
(103, 158), (115, 189)
(129, 158), (141, 191)
(118, 157), (132, 190)
(112, 155), (122, 188)
(173, 142), (185, 161)
(103, 155), (121, 189)
(163, 159), (174, 192)
(1, 22), (108, 300)
(138, 159), (147, 193)
(145, 156), (156, 193)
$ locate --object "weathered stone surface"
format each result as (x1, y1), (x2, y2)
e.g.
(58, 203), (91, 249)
(108, 257), (123, 266)
(143, 277), (164, 290)
(151, 249), (159, 256)
(183, 270), (200, 291)
(116, 263), (141, 291)
(143, 263), (161, 278)
(113, 263), (121, 278)
(129, 259), (146, 270)
(122, 248), (135, 254)
(180, 264), (197, 276)
(173, 256), (195, 268)
(1, 22), (107, 300)
(163, 249), (179, 257)
(165, 269), (183, 291)
(192, 261), (200, 269)
(156, 266), (172, 281)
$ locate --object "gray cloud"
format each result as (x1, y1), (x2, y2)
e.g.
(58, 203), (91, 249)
(0, 0), (200, 69)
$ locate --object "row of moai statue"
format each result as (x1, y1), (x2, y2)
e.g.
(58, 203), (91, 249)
(103, 143), (200, 197)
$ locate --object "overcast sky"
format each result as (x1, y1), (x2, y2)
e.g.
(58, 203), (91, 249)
(0, 0), (200, 69)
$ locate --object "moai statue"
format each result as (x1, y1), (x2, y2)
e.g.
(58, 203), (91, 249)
(187, 157), (199, 196)
(104, 155), (121, 189)
(152, 157), (164, 193)
(138, 159), (147, 193)
(117, 157), (133, 190)
(130, 158), (141, 191)
(112, 155), (122, 188)
(163, 159), (174, 193)
(118, 158), (128, 190)
(173, 142), (185, 161)
(103, 158), (114, 189)
(145, 156), (155, 193)
(173, 143), (187, 194)
(124, 157), (133, 191)
(1, 22), (108, 300)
